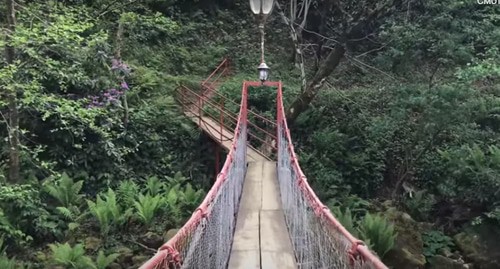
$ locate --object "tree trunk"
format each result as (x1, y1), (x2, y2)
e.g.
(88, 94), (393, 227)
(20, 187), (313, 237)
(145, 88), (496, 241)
(5, 0), (20, 183)
(286, 44), (345, 123)
(114, 19), (129, 127)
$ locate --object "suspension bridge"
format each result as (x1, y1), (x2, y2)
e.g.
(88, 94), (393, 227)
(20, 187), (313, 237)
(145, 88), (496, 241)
(139, 59), (389, 269)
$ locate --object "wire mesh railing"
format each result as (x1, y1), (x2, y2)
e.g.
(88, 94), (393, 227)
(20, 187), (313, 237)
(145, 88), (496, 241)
(139, 83), (248, 269)
(276, 82), (388, 269)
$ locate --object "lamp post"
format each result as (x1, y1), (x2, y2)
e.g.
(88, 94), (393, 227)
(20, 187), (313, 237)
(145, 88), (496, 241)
(250, 0), (274, 82)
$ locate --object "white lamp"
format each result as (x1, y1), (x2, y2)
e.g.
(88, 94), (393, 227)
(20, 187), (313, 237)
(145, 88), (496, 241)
(258, 62), (270, 82)
(250, 0), (274, 16)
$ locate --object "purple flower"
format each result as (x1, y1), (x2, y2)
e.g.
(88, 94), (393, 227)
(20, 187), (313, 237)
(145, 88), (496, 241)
(121, 81), (129, 90)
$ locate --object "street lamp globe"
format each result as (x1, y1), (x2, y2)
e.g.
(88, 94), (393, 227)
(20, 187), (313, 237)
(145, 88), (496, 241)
(250, 0), (274, 16)
(258, 62), (270, 82)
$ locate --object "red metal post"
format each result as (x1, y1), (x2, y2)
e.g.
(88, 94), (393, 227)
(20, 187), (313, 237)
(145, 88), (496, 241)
(215, 143), (220, 180)
(220, 97), (224, 143)
(198, 95), (202, 126)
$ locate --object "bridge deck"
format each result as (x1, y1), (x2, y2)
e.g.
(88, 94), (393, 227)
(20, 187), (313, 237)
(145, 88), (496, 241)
(184, 111), (269, 162)
(228, 161), (297, 269)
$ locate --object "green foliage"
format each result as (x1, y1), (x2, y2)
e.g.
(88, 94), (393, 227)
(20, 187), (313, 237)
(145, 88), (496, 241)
(330, 207), (358, 237)
(403, 190), (436, 221)
(117, 180), (140, 208)
(134, 193), (164, 226)
(422, 230), (455, 259)
(357, 213), (397, 258)
(44, 173), (84, 207)
(0, 236), (24, 269)
(437, 144), (500, 207)
(0, 256), (20, 269)
(178, 183), (205, 210)
(144, 176), (166, 196)
(327, 195), (371, 216)
(87, 189), (131, 236)
(0, 210), (28, 248)
(49, 243), (95, 269)
(328, 198), (396, 258)
(0, 184), (61, 246)
(95, 250), (119, 269)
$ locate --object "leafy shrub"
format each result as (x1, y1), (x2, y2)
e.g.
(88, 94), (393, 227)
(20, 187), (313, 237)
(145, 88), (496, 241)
(403, 190), (436, 221)
(178, 183), (205, 211)
(330, 207), (358, 237)
(0, 184), (61, 245)
(95, 250), (119, 269)
(437, 144), (500, 208)
(87, 189), (132, 235)
(357, 213), (397, 258)
(134, 193), (164, 226)
(43, 173), (87, 234)
(0, 255), (19, 269)
(0, 210), (28, 248)
(117, 180), (140, 208)
(422, 230), (455, 259)
(44, 173), (84, 208)
(327, 195), (371, 217)
(144, 176), (166, 196)
(49, 243), (95, 269)
(0, 237), (24, 269)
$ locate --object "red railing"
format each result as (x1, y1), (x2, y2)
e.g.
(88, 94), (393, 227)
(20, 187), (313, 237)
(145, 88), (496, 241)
(177, 85), (275, 158)
(139, 81), (248, 269)
(201, 58), (230, 99)
(175, 59), (276, 158)
(276, 81), (388, 269)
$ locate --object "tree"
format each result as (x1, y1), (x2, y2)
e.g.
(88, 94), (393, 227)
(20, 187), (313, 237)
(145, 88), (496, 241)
(283, 0), (402, 123)
(4, 0), (20, 183)
(275, 0), (312, 92)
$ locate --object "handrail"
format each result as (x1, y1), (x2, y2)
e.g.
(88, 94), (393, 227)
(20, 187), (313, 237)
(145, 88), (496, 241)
(201, 58), (229, 86)
(207, 88), (276, 127)
(139, 72), (248, 269)
(276, 82), (388, 269)
(177, 92), (277, 154)
(177, 85), (277, 145)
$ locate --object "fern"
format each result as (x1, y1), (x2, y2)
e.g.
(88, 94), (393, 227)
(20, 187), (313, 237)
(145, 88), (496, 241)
(330, 207), (358, 237)
(95, 250), (119, 269)
(44, 173), (84, 207)
(117, 180), (139, 208)
(87, 198), (111, 236)
(166, 172), (188, 186)
(165, 185), (179, 205)
(164, 186), (181, 222)
(134, 193), (164, 226)
(180, 183), (204, 209)
(357, 213), (397, 258)
(145, 176), (166, 196)
(87, 189), (131, 235)
(0, 255), (19, 269)
(49, 243), (96, 269)
(56, 206), (75, 220)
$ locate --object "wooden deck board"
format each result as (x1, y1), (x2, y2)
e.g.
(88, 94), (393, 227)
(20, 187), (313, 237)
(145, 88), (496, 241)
(228, 162), (297, 269)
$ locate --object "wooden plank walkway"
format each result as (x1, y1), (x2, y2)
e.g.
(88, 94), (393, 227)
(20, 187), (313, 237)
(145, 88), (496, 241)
(184, 110), (296, 268)
(228, 161), (297, 269)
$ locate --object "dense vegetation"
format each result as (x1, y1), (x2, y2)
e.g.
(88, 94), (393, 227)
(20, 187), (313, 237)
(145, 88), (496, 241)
(1, 0), (499, 268)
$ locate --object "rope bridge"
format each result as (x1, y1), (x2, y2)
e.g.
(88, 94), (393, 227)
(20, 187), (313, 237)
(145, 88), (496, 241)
(140, 61), (388, 269)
